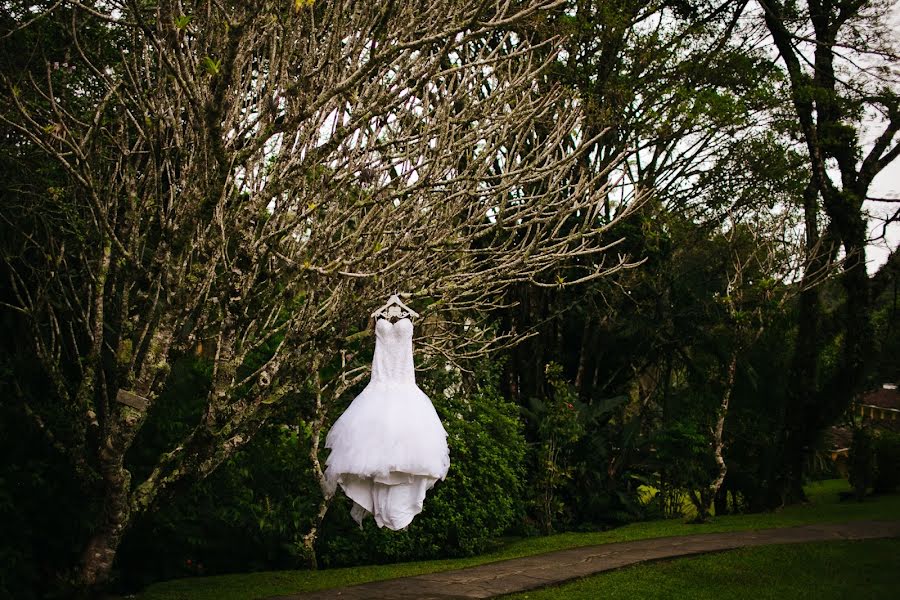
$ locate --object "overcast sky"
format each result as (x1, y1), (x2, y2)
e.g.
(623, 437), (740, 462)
(863, 2), (900, 274)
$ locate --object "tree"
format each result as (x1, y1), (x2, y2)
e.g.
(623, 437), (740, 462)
(756, 0), (900, 503)
(495, 0), (804, 526)
(0, 1), (638, 589)
(500, 0), (789, 406)
(688, 215), (808, 521)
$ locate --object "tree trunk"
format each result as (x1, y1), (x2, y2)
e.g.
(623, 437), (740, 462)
(777, 180), (825, 505)
(300, 356), (336, 569)
(709, 352), (737, 503)
(78, 401), (152, 588)
(690, 351), (737, 523)
(574, 315), (594, 401)
(714, 481), (729, 516)
(79, 319), (176, 588)
(79, 460), (132, 587)
(300, 496), (332, 570)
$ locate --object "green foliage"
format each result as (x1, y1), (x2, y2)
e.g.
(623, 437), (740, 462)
(201, 56), (222, 76)
(127, 357), (211, 483)
(317, 361), (526, 566)
(117, 419), (320, 590)
(114, 356), (319, 589)
(870, 287), (900, 384)
(523, 363), (584, 534)
(173, 15), (192, 29)
(0, 362), (98, 600)
(559, 393), (637, 528)
(109, 354), (525, 590)
(651, 420), (717, 504)
(711, 321), (793, 512)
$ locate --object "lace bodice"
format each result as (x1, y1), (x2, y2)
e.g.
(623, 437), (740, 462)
(370, 318), (416, 384)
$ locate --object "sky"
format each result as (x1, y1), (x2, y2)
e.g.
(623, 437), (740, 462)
(863, 1), (900, 274)
(867, 158), (899, 274)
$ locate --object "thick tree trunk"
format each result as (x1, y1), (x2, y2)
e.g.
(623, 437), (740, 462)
(78, 320), (176, 588)
(835, 224), (871, 398)
(78, 397), (147, 588)
(776, 179), (825, 505)
(79, 460), (132, 587)
(78, 399), (148, 587)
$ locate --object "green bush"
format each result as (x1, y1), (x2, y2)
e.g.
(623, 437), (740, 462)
(522, 362), (584, 534)
(652, 420), (718, 495)
(873, 431), (900, 493)
(318, 361), (526, 566)
(116, 418), (322, 590)
(0, 359), (98, 600)
(563, 395), (639, 529)
(115, 358), (320, 591)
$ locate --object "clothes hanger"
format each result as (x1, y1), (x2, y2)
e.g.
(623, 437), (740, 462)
(371, 292), (419, 322)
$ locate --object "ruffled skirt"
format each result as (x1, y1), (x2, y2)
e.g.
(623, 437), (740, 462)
(324, 380), (450, 530)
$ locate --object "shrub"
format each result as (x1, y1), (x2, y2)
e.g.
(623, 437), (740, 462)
(523, 362), (584, 534)
(116, 357), (320, 590)
(0, 360), (98, 600)
(652, 420), (718, 497)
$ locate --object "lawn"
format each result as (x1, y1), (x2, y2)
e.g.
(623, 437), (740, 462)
(134, 479), (900, 600)
(501, 539), (900, 599)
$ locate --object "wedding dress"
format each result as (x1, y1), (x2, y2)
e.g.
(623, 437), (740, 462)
(324, 317), (450, 530)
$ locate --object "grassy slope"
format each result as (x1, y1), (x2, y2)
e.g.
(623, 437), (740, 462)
(136, 480), (900, 600)
(502, 539), (900, 599)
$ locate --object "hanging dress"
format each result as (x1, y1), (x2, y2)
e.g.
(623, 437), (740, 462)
(324, 317), (450, 530)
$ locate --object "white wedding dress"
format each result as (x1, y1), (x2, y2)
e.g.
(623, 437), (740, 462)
(324, 317), (450, 530)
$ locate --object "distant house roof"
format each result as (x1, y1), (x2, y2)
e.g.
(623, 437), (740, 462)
(825, 386), (900, 453)
(861, 384), (900, 410)
(856, 384), (900, 433)
(824, 425), (852, 451)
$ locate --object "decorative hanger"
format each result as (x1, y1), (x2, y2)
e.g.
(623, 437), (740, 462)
(371, 293), (419, 322)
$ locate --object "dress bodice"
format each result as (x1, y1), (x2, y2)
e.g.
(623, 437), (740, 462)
(370, 318), (416, 384)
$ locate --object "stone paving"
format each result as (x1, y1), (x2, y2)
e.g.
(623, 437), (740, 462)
(266, 520), (900, 600)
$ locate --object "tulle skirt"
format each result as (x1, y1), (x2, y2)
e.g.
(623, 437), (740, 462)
(324, 380), (450, 530)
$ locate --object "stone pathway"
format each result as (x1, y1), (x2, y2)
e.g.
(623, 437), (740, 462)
(266, 520), (900, 600)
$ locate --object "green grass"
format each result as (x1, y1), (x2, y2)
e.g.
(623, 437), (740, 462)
(135, 480), (900, 600)
(502, 539), (900, 599)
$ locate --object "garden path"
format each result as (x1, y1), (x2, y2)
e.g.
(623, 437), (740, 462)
(266, 520), (900, 600)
